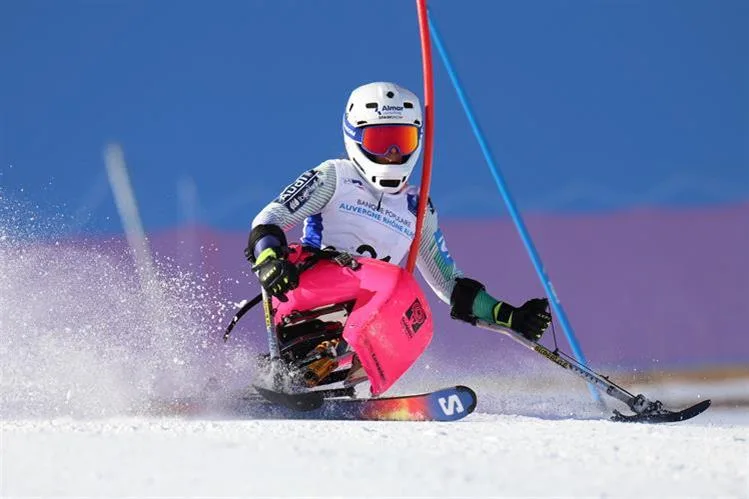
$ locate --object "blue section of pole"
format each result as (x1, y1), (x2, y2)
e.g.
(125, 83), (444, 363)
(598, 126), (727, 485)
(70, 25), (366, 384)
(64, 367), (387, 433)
(427, 9), (601, 403)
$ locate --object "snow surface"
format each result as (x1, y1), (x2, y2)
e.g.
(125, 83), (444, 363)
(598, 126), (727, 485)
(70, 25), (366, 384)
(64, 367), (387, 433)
(2, 409), (748, 498)
(1, 195), (747, 498)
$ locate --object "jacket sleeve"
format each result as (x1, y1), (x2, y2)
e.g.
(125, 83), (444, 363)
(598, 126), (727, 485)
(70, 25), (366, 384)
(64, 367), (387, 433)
(251, 160), (338, 233)
(414, 197), (464, 305)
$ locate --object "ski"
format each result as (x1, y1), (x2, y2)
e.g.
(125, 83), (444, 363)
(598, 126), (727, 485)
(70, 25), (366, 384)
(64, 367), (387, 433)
(251, 385), (478, 422)
(145, 385), (477, 421)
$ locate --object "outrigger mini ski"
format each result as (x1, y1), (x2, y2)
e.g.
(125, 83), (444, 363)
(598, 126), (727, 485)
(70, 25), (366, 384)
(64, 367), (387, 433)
(475, 319), (711, 423)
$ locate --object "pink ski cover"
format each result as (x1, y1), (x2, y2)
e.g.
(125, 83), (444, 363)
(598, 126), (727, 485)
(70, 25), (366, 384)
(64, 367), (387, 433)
(274, 246), (434, 395)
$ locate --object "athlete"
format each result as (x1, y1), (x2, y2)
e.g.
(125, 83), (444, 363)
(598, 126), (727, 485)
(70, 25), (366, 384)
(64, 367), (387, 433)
(246, 82), (551, 343)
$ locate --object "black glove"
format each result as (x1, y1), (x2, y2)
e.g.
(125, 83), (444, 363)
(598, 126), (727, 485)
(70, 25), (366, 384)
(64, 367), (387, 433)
(493, 298), (551, 342)
(251, 247), (299, 302)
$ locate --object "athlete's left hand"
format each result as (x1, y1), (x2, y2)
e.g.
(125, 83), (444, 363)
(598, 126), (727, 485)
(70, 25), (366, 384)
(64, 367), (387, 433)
(493, 298), (551, 342)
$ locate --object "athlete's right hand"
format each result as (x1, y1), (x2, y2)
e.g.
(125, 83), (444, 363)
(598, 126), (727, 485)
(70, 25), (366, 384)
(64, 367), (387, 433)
(252, 247), (299, 302)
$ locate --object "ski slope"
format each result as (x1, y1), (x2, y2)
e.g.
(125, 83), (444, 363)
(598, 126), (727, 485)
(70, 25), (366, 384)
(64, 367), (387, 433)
(2, 408), (747, 498)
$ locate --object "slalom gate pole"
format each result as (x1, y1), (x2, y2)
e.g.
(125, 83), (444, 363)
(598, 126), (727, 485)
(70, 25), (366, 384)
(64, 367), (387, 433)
(427, 8), (600, 403)
(406, 0), (436, 273)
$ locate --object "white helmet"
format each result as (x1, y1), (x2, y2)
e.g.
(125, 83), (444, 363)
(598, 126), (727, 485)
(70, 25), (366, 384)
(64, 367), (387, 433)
(342, 82), (423, 194)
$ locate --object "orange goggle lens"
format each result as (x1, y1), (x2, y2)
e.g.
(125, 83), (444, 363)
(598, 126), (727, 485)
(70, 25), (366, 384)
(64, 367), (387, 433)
(360, 125), (419, 156)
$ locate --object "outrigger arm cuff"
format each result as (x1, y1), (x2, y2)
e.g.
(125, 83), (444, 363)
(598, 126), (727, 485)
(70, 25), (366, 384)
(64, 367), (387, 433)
(245, 224), (287, 263)
(450, 277), (486, 325)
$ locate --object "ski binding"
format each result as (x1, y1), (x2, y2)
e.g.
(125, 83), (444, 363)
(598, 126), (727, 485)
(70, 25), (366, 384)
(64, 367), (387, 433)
(253, 385), (325, 412)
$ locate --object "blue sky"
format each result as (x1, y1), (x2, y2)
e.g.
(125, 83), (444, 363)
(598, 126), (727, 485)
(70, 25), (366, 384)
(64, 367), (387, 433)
(1, 0), (747, 234)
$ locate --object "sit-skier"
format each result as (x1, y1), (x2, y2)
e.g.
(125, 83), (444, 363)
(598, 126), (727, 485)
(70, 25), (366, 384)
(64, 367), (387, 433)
(246, 81), (551, 387)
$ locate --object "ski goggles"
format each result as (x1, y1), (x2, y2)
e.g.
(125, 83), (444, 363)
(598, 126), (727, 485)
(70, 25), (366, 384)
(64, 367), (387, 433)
(350, 124), (421, 156)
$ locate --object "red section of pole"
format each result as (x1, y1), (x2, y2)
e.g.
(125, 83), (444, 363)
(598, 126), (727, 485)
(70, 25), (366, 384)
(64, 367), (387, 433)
(406, 0), (435, 273)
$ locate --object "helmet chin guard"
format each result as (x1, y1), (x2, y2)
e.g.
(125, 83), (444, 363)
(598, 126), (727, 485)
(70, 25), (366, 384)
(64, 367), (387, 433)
(342, 82), (423, 194)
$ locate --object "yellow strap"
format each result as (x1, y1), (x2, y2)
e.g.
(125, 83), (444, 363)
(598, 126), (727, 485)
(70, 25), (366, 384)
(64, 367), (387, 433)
(256, 247), (279, 266)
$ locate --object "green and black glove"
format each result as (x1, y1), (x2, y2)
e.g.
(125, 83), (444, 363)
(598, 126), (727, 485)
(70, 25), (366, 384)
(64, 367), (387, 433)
(491, 298), (551, 342)
(252, 247), (299, 302)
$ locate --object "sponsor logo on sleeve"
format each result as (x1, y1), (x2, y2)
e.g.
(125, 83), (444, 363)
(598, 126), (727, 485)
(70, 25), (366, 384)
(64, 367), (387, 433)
(434, 229), (453, 265)
(407, 193), (435, 217)
(343, 177), (365, 190)
(276, 170), (321, 213)
(432, 228), (455, 280)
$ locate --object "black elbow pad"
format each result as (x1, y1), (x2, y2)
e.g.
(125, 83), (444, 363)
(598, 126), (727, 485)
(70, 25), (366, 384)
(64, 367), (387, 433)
(450, 277), (486, 325)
